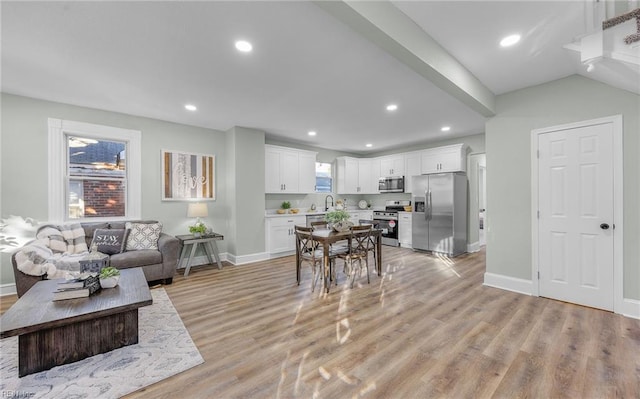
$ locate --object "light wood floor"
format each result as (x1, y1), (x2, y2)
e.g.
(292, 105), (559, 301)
(2, 247), (639, 398)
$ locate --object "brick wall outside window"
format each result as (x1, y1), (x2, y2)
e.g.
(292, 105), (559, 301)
(83, 180), (125, 217)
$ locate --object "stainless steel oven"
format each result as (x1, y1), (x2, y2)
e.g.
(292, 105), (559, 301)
(373, 200), (410, 246)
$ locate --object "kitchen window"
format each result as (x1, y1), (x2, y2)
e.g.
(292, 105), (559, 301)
(48, 118), (141, 222)
(315, 162), (332, 193)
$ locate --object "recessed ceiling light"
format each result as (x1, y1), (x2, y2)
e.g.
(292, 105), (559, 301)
(386, 104), (398, 111)
(235, 40), (253, 52)
(441, 126), (451, 132)
(500, 34), (521, 47)
(365, 143), (373, 148)
(185, 104), (197, 111)
(308, 131), (317, 136)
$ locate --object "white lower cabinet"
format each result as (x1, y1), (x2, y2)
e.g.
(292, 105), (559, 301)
(398, 211), (412, 248)
(266, 216), (306, 255)
(348, 210), (374, 223)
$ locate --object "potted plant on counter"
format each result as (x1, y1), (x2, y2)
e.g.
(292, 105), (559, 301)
(325, 209), (353, 232)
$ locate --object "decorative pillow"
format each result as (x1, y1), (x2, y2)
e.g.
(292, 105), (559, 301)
(125, 222), (162, 250)
(59, 223), (89, 254)
(91, 229), (128, 255)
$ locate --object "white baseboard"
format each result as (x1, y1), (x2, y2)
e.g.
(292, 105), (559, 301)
(467, 241), (480, 253)
(226, 252), (270, 265)
(0, 283), (17, 297)
(484, 273), (640, 320)
(621, 298), (640, 319)
(483, 272), (533, 296)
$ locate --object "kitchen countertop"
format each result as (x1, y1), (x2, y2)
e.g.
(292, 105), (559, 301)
(264, 208), (375, 218)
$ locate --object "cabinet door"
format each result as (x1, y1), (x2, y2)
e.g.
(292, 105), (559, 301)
(343, 158), (360, 194)
(379, 155), (405, 176)
(438, 148), (465, 173)
(420, 150), (443, 174)
(379, 158), (394, 176)
(267, 217), (304, 253)
(280, 150), (299, 192)
(358, 159), (374, 193)
(298, 152), (316, 193)
(404, 152), (422, 193)
(391, 156), (405, 176)
(421, 146), (466, 174)
(265, 147), (282, 193)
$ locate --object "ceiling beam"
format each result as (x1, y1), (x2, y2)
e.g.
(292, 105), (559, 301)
(315, 0), (496, 117)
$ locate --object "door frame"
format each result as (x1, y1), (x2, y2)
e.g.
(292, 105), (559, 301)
(531, 115), (623, 313)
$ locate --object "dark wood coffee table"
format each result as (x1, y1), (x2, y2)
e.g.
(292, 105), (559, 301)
(0, 267), (152, 377)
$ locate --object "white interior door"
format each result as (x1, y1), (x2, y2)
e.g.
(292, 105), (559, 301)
(537, 121), (614, 311)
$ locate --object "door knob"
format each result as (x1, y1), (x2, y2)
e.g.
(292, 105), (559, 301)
(600, 223), (610, 230)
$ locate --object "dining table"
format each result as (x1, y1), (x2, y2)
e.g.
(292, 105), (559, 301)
(296, 228), (382, 293)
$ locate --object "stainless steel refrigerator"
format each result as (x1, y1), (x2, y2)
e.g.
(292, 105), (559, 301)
(411, 172), (467, 256)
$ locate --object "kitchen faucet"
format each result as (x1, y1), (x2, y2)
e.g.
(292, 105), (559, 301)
(324, 195), (334, 211)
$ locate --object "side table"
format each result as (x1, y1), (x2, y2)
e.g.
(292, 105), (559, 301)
(176, 233), (224, 276)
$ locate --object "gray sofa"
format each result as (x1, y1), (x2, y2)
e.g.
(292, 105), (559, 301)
(12, 220), (179, 297)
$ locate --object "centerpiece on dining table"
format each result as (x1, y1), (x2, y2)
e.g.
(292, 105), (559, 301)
(324, 209), (353, 232)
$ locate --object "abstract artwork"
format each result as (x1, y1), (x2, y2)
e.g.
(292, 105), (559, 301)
(162, 150), (215, 201)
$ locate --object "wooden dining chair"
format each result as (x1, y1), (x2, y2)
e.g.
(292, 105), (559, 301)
(310, 220), (329, 230)
(358, 219), (379, 265)
(295, 226), (323, 292)
(338, 224), (373, 288)
(295, 225), (345, 291)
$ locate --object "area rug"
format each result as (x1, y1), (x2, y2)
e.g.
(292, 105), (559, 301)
(0, 288), (204, 398)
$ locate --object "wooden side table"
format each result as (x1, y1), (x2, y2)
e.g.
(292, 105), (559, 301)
(176, 233), (224, 276)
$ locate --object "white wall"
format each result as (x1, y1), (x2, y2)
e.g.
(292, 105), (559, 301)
(486, 75), (640, 300)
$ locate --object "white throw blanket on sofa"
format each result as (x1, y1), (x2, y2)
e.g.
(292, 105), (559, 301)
(14, 223), (89, 279)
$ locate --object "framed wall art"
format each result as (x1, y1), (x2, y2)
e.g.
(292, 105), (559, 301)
(162, 150), (215, 201)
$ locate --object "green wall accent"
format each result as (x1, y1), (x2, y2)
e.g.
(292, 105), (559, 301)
(486, 75), (640, 300)
(226, 127), (266, 257)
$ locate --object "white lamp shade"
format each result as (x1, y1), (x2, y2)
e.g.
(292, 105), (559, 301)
(187, 203), (208, 218)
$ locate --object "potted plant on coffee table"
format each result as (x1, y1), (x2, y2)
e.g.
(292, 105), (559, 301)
(325, 209), (353, 232)
(99, 266), (121, 289)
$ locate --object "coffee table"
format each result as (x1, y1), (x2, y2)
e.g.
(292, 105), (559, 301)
(0, 267), (152, 377)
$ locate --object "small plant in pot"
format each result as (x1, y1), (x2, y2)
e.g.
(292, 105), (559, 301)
(325, 209), (353, 232)
(278, 201), (292, 214)
(99, 266), (121, 289)
(189, 222), (207, 237)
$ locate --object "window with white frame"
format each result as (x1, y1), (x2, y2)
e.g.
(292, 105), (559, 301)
(315, 162), (332, 193)
(48, 119), (141, 223)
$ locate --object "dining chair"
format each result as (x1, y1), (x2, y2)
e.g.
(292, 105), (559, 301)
(358, 219), (379, 265)
(295, 225), (345, 291)
(338, 224), (373, 288)
(310, 220), (329, 230)
(295, 226), (323, 292)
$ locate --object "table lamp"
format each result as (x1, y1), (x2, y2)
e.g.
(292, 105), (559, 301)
(187, 203), (208, 236)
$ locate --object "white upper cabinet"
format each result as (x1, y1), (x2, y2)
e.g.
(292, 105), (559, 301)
(420, 144), (467, 174)
(336, 157), (379, 194)
(297, 151), (317, 193)
(265, 145), (317, 194)
(404, 151), (422, 193)
(359, 158), (379, 194)
(378, 154), (405, 177)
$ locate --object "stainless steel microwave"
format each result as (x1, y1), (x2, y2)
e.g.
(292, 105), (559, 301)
(378, 176), (404, 193)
